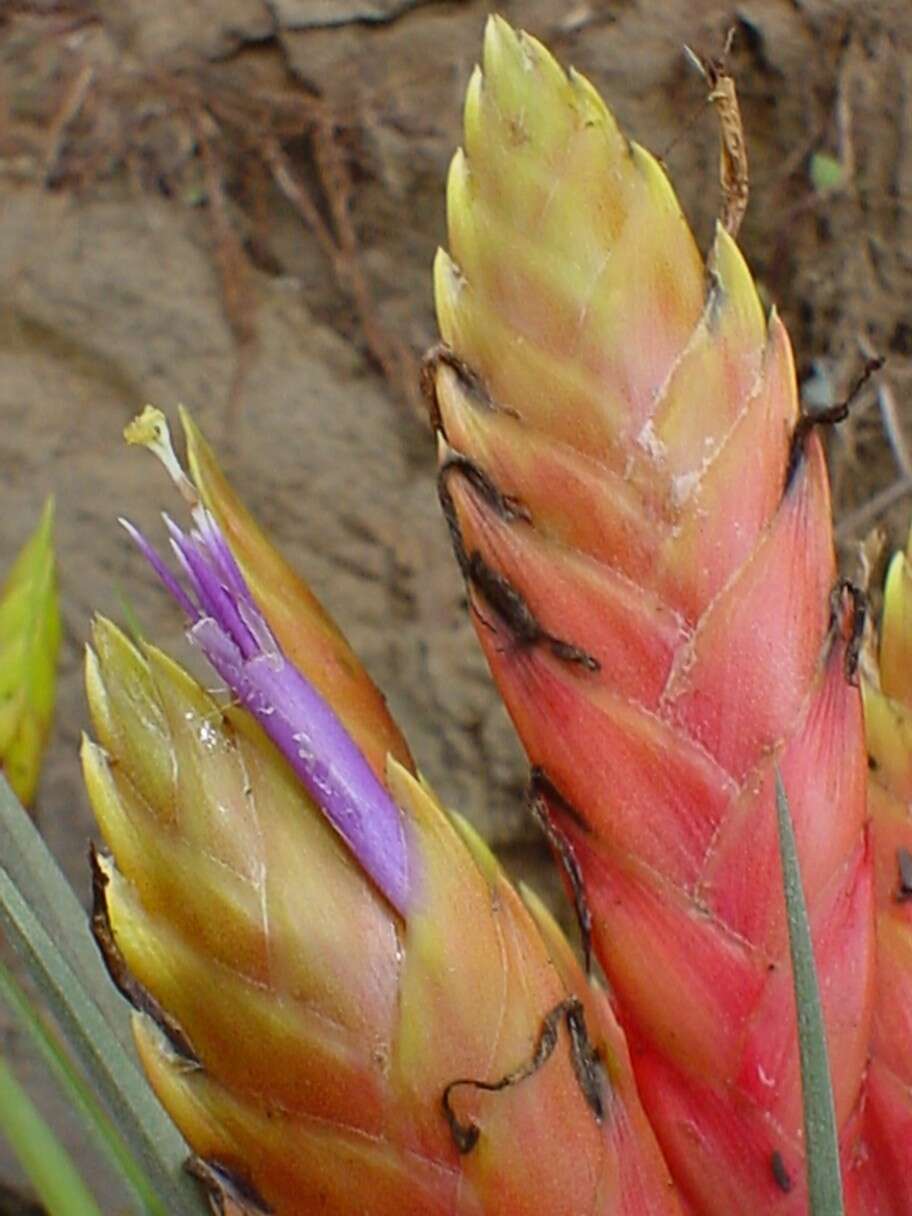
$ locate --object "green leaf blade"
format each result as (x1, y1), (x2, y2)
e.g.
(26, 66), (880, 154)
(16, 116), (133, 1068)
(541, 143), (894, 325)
(0, 776), (209, 1216)
(0, 961), (174, 1215)
(774, 767), (845, 1215)
(0, 1054), (103, 1216)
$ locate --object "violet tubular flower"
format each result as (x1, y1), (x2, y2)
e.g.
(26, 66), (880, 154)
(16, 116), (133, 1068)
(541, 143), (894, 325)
(120, 504), (410, 916)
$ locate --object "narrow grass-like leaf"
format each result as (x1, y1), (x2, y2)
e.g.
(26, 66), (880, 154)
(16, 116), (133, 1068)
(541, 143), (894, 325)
(0, 960), (173, 1215)
(774, 768), (845, 1215)
(0, 1054), (103, 1216)
(0, 774), (134, 1057)
(0, 869), (204, 1216)
(0, 782), (208, 1216)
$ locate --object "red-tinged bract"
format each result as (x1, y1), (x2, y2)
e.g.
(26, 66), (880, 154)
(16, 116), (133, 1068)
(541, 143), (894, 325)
(430, 18), (875, 1213)
(82, 411), (683, 1215)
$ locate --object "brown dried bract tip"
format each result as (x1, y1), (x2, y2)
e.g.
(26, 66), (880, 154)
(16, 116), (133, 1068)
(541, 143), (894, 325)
(438, 449), (532, 527)
(442, 997), (605, 1154)
(828, 579), (867, 684)
(435, 454), (599, 672)
(529, 768), (594, 974)
(466, 550), (600, 672)
(421, 342), (495, 431)
(186, 1157), (273, 1216)
(896, 847), (912, 903)
(89, 846), (201, 1065)
(435, 454), (600, 671)
(685, 28), (748, 237)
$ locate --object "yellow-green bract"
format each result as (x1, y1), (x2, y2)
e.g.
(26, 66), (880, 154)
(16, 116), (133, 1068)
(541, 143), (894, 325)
(0, 498), (60, 807)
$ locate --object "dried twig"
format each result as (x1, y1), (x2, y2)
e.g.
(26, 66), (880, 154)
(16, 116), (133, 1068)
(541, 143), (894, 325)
(44, 62), (94, 185)
(264, 137), (339, 267)
(194, 110), (256, 352)
(684, 28), (748, 237)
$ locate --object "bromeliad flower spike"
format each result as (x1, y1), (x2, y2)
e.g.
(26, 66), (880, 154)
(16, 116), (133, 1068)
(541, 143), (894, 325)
(82, 407), (683, 1215)
(858, 530), (912, 1212)
(428, 16), (875, 1214)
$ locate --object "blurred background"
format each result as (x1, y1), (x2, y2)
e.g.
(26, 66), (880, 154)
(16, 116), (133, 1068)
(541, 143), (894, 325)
(1, 0), (910, 1208)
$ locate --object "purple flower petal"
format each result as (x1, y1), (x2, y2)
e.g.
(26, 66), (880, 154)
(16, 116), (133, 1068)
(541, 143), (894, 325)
(125, 508), (411, 914)
(192, 616), (409, 913)
(164, 517), (258, 661)
(191, 508), (249, 602)
(119, 519), (199, 622)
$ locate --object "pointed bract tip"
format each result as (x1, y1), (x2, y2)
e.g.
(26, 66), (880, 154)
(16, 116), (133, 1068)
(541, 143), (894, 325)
(38, 494), (55, 531)
(448, 809), (502, 883)
(482, 14), (552, 84)
(483, 13), (513, 59)
(435, 430), (457, 464)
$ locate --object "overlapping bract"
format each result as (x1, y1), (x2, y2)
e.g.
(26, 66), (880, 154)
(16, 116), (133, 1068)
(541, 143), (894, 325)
(857, 532), (912, 1213)
(0, 498), (60, 807)
(82, 414), (682, 1215)
(431, 18), (874, 1212)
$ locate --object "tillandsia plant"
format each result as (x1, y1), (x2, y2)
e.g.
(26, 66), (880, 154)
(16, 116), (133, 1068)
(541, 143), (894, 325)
(0, 498), (60, 808)
(1, 13), (892, 1216)
(81, 406), (683, 1215)
(428, 15), (878, 1215)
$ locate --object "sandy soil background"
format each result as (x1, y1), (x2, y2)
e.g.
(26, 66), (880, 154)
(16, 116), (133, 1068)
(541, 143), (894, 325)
(1, 0), (911, 1207)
